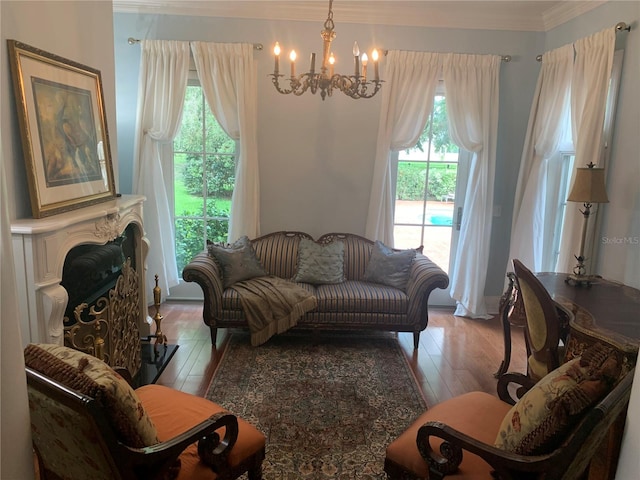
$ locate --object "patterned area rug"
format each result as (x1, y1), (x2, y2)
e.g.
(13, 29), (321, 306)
(206, 331), (427, 479)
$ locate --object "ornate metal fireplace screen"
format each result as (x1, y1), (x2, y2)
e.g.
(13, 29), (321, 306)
(64, 257), (142, 376)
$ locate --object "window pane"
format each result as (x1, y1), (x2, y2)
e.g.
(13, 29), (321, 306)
(421, 226), (452, 274)
(175, 86), (203, 151)
(394, 95), (456, 275)
(175, 153), (205, 216)
(174, 85), (236, 274)
(175, 217), (205, 273)
(206, 219), (230, 244)
(394, 225), (424, 250)
(397, 161), (427, 203)
(205, 154), (235, 198)
(204, 111), (235, 153)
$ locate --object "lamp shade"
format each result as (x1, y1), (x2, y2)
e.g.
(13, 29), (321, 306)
(567, 165), (609, 204)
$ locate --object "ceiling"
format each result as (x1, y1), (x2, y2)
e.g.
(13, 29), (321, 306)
(112, 1), (607, 32)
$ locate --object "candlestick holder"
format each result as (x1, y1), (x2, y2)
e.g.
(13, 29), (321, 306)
(151, 274), (167, 353)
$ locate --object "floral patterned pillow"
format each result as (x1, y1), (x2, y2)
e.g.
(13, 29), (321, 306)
(24, 343), (159, 448)
(494, 343), (621, 455)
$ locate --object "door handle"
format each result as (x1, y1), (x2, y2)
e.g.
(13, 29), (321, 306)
(456, 207), (463, 231)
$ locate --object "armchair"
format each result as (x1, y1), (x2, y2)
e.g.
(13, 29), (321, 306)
(385, 356), (632, 479)
(25, 344), (265, 480)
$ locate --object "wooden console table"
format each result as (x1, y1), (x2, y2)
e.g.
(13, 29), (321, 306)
(497, 272), (640, 480)
(497, 273), (640, 377)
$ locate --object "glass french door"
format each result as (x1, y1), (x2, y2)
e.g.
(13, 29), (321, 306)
(392, 95), (469, 306)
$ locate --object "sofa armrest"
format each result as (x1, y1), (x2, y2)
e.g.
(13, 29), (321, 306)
(406, 254), (450, 331)
(182, 251), (224, 328)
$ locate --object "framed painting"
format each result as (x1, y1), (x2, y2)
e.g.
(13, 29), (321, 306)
(7, 40), (116, 218)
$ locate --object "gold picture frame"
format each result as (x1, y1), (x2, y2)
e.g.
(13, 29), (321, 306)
(7, 40), (116, 218)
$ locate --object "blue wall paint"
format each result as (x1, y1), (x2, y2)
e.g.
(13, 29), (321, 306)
(111, 11), (546, 298)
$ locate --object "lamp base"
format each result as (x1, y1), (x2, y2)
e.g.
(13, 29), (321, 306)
(565, 273), (599, 287)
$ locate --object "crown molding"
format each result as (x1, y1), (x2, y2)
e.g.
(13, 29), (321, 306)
(542, 0), (607, 31)
(113, 1), (600, 32)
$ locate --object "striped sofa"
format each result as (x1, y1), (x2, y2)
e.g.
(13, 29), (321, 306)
(182, 231), (449, 348)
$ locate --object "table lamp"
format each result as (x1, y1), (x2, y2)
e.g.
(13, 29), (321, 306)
(565, 162), (609, 286)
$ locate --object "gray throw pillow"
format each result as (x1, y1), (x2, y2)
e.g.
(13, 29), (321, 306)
(293, 238), (345, 284)
(362, 240), (417, 291)
(207, 236), (267, 289)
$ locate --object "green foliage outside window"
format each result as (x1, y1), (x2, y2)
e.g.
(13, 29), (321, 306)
(174, 86), (236, 273)
(397, 163), (457, 201)
(414, 96), (458, 155)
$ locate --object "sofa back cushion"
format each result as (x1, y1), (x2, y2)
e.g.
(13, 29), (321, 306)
(293, 238), (345, 284)
(316, 233), (374, 281)
(251, 231), (313, 278)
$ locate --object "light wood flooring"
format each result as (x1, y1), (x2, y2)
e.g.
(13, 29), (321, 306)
(151, 302), (528, 406)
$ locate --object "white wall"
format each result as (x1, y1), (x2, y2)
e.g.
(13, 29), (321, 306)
(544, 6), (640, 477)
(545, 0), (640, 290)
(113, 12), (543, 299)
(1, 0), (119, 221)
(1, 1), (118, 477)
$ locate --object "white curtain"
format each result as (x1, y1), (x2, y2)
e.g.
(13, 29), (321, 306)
(444, 54), (501, 319)
(1, 139), (35, 478)
(557, 27), (615, 273)
(365, 50), (443, 244)
(508, 45), (574, 272)
(132, 40), (190, 302)
(190, 42), (260, 241)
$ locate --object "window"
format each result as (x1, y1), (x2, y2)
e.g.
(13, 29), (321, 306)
(544, 50), (623, 272)
(393, 95), (459, 272)
(173, 84), (236, 272)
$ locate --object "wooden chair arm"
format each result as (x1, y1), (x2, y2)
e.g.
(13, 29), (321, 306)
(496, 372), (536, 405)
(417, 421), (553, 480)
(122, 412), (239, 478)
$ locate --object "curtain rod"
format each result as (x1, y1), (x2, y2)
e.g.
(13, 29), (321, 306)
(127, 37), (264, 50)
(382, 49), (512, 62)
(535, 21), (631, 62)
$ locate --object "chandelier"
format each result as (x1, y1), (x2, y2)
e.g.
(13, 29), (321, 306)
(270, 0), (382, 100)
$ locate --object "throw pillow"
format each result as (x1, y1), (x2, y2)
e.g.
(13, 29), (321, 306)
(293, 238), (345, 284)
(208, 235), (267, 289)
(24, 343), (160, 448)
(494, 342), (621, 455)
(362, 240), (417, 291)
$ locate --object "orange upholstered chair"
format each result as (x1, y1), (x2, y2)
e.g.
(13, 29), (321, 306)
(385, 346), (633, 480)
(24, 344), (265, 480)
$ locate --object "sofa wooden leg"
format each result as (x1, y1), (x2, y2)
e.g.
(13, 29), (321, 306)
(209, 326), (218, 345)
(413, 331), (420, 349)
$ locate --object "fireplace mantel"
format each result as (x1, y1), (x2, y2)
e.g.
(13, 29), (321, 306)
(11, 194), (149, 345)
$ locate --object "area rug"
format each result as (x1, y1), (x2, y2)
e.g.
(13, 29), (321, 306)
(205, 331), (427, 479)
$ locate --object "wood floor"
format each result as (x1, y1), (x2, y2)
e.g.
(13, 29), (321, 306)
(151, 302), (528, 406)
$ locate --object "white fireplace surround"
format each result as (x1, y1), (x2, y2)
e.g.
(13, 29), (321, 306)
(11, 194), (149, 346)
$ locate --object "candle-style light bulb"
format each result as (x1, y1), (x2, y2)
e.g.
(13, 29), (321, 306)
(289, 50), (297, 78)
(274, 42), (281, 74)
(353, 42), (360, 57)
(372, 49), (380, 81)
(361, 53), (368, 80)
(329, 53), (335, 77)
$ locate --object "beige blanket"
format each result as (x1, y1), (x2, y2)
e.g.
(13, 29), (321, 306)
(230, 276), (317, 346)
